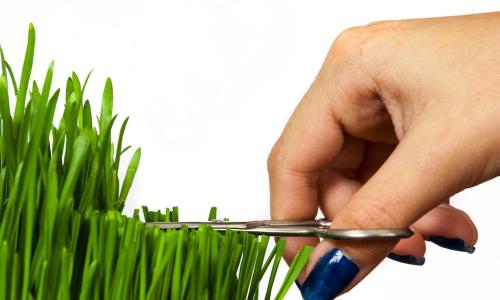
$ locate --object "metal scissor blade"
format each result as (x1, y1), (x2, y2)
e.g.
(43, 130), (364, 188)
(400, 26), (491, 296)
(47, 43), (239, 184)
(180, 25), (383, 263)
(146, 219), (331, 230)
(146, 220), (414, 240)
(145, 221), (256, 230)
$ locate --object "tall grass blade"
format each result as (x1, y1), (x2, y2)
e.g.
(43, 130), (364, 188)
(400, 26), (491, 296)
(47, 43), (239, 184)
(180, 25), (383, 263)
(117, 148), (140, 210)
(13, 24), (35, 132)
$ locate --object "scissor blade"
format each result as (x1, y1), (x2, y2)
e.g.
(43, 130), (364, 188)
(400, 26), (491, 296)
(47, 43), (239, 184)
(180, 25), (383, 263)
(146, 221), (414, 240)
(146, 219), (331, 230)
(146, 221), (259, 230)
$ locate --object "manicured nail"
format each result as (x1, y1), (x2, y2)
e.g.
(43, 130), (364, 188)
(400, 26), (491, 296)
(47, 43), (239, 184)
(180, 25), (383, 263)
(427, 236), (475, 253)
(387, 253), (425, 266)
(301, 248), (359, 300)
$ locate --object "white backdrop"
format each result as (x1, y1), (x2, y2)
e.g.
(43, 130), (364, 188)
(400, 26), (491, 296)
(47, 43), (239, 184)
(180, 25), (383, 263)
(1, 1), (499, 299)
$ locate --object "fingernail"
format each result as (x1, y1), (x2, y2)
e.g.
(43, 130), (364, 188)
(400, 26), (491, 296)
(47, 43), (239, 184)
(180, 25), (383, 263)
(387, 253), (425, 266)
(427, 236), (475, 253)
(301, 248), (359, 300)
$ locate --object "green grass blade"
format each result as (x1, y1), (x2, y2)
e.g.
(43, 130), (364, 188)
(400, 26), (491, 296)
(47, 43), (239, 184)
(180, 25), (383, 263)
(172, 207), (179, 222)
(41, 89), (60, 151)
(82, 100), (92, 130)
(60, 134), (90, 203)
(4, 61), (18, 94)
(71, 72), (82, 104)
(13, 23), (35, 131)
(114, 117), (129, 170)
(10, 253), (20, 300)
(35, 261), (48, 300)
(265, 238), (286, 300)
(117, 148), (140, 211)
(81, 70), (93, 94)
(240, 235), (259, 299)
(42, 163), (58, 254)
(99, 78), (113, 131)
(0, 168), (6, 218)
(65, 77), (74, 103)
(170, 229), (186, 299)
(208, 206), (217, 221)
(78, 260), (99, 300)
(259, 241), (278, 280)
(41, 61), (54, 102)
(0, 241), (8, 299)
(274, 245), (313, 300)
(0, 44), (7, 77)
(247, 235), (270, 299)
(141, 206), (149, 221)
(21, 176), (36, 299)
(0, 75), (15, 172)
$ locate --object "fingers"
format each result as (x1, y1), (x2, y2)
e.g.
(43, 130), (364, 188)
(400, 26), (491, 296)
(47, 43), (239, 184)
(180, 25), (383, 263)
(387, 232), (427, 265)
(268, 78), (347, 264)
(269, 24), (483, 299)
(390, 204), (478, 261)
(318, 168), (478, 267)
(300, 123), (471, 299)
(268, 37), (388, 263)
(414, 204), (478, 253)
(327, 135), (365, 171)
(412, 204), (478, 245)
(317, 170), (428, 266)
(268, 16), (494, 300)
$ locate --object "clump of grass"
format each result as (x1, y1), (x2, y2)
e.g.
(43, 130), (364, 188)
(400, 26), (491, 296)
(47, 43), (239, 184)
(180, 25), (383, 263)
(0, 24), (311, 299)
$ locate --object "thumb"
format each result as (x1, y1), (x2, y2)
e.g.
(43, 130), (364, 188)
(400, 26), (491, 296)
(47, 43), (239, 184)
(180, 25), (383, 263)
(300, 123), (471, 300)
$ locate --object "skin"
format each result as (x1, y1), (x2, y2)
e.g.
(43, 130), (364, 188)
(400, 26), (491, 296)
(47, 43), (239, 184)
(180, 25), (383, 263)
(268, 12), (500, 294)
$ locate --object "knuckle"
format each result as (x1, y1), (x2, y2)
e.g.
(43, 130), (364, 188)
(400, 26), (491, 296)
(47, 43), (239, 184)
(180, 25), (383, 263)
(329, 26), (366, 58)
(326, 21), (396, 67)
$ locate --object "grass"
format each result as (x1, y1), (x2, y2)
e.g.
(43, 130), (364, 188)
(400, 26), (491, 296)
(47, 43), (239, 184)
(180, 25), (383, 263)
(0, 24), (312, 299)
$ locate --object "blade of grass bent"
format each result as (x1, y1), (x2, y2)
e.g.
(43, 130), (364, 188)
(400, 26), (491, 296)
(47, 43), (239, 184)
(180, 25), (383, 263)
(4, 61), (18, 94)
(0, 45), (7, 76)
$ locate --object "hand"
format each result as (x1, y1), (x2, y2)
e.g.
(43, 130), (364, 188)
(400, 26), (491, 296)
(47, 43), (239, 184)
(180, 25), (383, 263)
(268, 12), (500, 300)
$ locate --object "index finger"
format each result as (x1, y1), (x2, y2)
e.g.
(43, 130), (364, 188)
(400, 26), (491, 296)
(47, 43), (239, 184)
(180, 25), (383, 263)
(268, 82), (345, 262)
(268, 84), (344, 219)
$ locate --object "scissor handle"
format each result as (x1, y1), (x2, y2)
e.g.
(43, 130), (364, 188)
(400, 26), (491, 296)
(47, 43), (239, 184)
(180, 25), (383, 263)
(314, 228), (414, 240)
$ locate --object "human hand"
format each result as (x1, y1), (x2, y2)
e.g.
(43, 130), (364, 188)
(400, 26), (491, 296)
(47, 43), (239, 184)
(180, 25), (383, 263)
(268, 12), (500, 299)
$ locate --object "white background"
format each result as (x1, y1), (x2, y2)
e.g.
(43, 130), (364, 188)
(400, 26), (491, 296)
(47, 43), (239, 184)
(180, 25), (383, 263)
(1, 1), (500, 299)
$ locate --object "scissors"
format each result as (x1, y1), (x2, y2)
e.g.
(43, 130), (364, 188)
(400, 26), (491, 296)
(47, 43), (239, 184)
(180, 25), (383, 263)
(146, 219), (413, 240)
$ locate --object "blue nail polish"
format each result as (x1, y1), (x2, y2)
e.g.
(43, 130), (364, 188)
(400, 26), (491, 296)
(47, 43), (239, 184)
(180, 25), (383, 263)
(387, 253), (425, 266)
(301, 248), (359, 300)
(428, 236), (475, 253)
